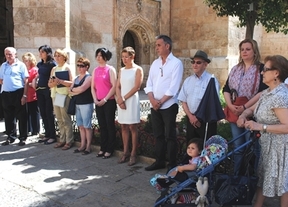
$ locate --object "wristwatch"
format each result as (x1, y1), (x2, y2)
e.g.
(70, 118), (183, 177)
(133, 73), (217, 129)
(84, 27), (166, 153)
(262, 124), (267, 133)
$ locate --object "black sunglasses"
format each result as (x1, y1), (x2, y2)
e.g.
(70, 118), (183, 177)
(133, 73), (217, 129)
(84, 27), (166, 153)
(77, 64), (86, 68)
(263, 66), (276, 72)
(191, 60), (203, 65)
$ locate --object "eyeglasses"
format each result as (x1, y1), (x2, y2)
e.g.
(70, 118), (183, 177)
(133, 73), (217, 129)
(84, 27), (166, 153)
(77, 64), (86, 68)
(263, 66), (276, 72)
(191, 60), (203, 65)
(160, 67), (163, 77)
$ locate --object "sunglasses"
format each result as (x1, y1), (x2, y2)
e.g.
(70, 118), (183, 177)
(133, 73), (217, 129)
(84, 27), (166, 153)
(263, 66), (276, 72)
(191, 60), (203, 65)
(77, 64), (86, 68)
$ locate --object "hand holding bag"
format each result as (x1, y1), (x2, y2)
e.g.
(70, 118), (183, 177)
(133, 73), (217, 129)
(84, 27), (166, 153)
(224, 66), (259, 123)
(67, 74), (88, 115)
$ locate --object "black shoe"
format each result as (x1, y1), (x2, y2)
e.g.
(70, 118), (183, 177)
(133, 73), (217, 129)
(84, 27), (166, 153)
(156, 177), (174, 188)
(1, 140), (10, 146)
(18, 140), (26, 146)
(145, 162), (166, 171)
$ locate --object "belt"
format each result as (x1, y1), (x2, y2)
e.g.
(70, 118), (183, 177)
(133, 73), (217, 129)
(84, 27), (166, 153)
(36, 87), (47, 91)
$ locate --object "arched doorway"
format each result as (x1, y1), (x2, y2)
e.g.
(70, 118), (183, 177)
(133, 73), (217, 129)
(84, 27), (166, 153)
(122, 30), (140, 66)
(0, 0), (14, 62)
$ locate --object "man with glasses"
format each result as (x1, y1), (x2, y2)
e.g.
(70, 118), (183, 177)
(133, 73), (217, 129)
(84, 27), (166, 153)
(178, 50), (220, 145)
(0, 47), (29, 146)
(144, 35), (183, 171)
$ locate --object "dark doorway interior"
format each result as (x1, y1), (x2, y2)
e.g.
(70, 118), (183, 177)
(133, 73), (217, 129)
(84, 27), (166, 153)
(0, 0), (14, 63)
(122, 30), (139, 66)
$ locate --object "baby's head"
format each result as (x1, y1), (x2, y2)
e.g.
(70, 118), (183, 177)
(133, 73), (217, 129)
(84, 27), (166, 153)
(186, 138), (203, 158)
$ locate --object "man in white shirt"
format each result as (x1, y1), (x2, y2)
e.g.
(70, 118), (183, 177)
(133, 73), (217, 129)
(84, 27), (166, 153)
(144, 35), (183, 171)
(178, 50), (220, 145)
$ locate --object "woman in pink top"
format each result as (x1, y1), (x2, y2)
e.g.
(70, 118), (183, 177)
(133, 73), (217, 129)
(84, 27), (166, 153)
(91, 48), (117, 159)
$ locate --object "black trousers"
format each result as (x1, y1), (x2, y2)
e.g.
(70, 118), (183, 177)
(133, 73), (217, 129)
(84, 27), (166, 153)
(151, 103), (179, 166)
(27, 100), (40, 134)
(186, 118), (217, 144)
(95, 99), (116, 153)
(2, 88), (27, 139)
(36, 88), (56, 139)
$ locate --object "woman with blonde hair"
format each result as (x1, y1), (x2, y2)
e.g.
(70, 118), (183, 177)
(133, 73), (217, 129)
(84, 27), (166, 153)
(48, 49), (74, 150)
(22, 52), (40, 136)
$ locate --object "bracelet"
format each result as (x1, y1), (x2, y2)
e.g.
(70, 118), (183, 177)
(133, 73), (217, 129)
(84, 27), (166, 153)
(262, 124), (267, 133)
(123, 97), (125, 102)
(103, 98), (107, 102)
(23, 95), (27, 98)
(243, 105), (246, 110)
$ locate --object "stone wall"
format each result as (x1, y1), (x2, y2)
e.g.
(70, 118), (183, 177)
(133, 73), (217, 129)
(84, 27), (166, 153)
(11, 0), (288, 87)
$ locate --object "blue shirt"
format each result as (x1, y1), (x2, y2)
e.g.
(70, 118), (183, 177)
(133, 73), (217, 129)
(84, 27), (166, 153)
(0, 59), (29, 92)
(37, 60), (57, 87)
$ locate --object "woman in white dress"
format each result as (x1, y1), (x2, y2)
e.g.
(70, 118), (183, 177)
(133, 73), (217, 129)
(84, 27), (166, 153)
(116, 47), (143, 166)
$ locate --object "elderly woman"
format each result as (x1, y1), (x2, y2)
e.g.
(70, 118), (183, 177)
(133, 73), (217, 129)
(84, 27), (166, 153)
(69, 57), (93, 155)
(237, 55), (288, 207)
(48, 49), (74, 150)
(22, 52), (40, 136)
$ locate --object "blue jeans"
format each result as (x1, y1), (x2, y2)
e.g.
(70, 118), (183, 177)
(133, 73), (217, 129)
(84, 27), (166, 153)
(230, 123), (251, 174)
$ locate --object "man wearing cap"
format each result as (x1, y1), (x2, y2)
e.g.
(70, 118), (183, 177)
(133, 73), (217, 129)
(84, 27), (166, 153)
(0, 47), (29, 146)
(178, 50), (220, 144)
(144, 35), (183, 171)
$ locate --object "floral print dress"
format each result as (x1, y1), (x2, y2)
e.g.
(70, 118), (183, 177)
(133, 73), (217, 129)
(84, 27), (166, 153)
(254, 83), (288, 197)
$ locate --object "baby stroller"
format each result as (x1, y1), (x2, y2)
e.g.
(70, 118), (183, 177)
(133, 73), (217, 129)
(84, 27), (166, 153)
(153, 131), (260, 207)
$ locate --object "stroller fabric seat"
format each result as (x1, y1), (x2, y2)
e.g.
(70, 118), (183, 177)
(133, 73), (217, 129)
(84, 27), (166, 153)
(197, 135), (228, 171)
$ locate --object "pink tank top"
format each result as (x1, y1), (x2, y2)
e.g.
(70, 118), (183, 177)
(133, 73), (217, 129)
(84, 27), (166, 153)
(93, 65), (114, 100)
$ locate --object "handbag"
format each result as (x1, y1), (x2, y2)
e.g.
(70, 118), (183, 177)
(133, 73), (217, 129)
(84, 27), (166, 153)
(224, 65), (259, 123)
(67, 96), (76, 115)
(223, 96), (249, 123)
(67, 74), (88, 115)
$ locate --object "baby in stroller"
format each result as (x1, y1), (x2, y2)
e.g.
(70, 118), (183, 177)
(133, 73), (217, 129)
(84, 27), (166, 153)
(151, 135), (228, 205)
(155, 138), (203, 188)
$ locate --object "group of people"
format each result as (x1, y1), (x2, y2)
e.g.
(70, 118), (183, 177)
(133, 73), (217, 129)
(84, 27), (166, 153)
(1, 34), (288, 206)
(144, 36), (288, 206)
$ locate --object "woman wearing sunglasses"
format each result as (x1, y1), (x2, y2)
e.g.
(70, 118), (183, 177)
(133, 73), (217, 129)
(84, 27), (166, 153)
(69, 57), (93, 155)
(238, 55), (288, 207)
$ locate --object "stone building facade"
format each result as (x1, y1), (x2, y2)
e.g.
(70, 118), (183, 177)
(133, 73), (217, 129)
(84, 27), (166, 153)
(1, 0), (288, 88)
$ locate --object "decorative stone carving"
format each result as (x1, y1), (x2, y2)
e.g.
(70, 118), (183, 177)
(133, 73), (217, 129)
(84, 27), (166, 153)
(136, 0), (142, 12)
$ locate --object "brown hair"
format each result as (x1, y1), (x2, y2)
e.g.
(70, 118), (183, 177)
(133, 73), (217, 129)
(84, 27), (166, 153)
(77, 57), (90, 70)
(121, 46), (135, 57)
(264, 55), (288, 82)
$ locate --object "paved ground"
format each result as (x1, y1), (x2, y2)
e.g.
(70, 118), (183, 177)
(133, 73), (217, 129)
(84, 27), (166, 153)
(0, 91), (281, 207)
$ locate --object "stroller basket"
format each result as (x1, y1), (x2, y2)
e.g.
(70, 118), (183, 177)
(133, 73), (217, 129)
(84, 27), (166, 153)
(154, 130), (259, 207)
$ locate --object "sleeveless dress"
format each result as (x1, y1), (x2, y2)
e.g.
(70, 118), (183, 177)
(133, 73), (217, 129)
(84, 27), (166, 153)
(254, 83), (288, 197)
(117, 66), (140, 124)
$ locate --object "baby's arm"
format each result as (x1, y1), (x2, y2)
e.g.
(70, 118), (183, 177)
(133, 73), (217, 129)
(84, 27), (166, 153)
(177, 163), (197, 173)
